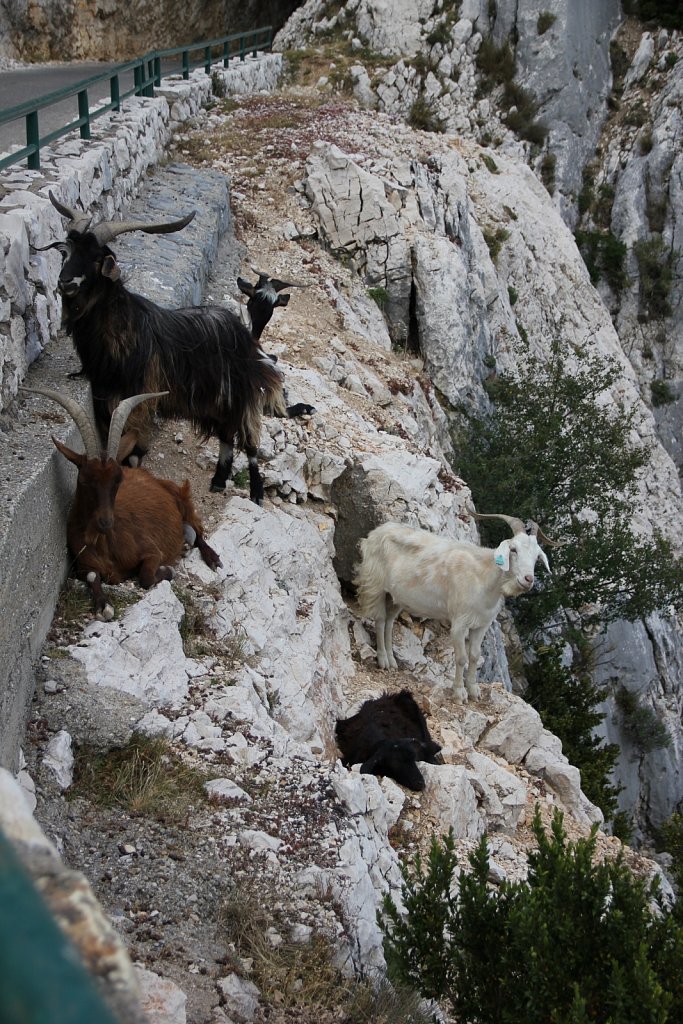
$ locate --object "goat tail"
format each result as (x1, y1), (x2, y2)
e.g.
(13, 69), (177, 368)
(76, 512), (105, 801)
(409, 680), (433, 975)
(354, 529), (391, 620)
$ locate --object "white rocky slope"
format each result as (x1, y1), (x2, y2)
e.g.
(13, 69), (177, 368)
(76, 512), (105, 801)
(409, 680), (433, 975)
(11, 86), (677, 1022)
(272, 0), (683, 836)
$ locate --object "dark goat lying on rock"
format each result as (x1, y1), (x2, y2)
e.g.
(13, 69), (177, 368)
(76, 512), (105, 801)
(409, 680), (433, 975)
(335, 690), (441, 791)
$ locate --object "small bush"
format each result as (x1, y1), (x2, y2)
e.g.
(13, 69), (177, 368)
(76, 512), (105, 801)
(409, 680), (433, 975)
(651, 379), (677, 406)
(367, 285), (389, 310)
(408, 95), (444, 133)
(381, 807), (683, 1023)
(481, 152), (499, 173)
(575, 230), (628, 294)
(639, 129), (654, 154)
(426, 22), (451, 46)
(475, 37), (516, 87)
(540, 151), (557, 193)
(537, 10), (557, 33)
(507, 285), (518, 306)
(615, 686), (671, 752)
(210, 70), (226, 98)
(634, 236), (678, 319)
(482, 226), (510, 264)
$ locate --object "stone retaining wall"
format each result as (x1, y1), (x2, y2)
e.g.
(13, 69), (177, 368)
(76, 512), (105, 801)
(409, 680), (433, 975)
(0, 52), (281, 771)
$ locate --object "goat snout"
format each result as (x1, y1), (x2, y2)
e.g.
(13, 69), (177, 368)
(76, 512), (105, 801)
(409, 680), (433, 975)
(521, 573), (534, 589)
(95, 514), (114, 533)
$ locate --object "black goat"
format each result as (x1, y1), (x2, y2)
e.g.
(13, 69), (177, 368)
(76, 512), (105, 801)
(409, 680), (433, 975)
(237, 269), (315, 420)
(43, 192), (285, 504)
(335, 690), (441, 792)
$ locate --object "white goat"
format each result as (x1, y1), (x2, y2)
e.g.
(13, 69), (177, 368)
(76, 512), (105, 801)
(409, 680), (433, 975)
(354, 514), (553, 702)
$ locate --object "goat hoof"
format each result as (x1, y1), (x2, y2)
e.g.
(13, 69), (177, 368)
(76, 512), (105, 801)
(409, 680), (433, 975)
(453, 688), (468, 704)
(210, 482), (226, 493)
(96, 603), (115, 622)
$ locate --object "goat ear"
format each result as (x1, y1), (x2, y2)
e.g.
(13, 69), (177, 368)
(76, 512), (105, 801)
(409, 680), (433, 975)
(52, 435), (87, 467)
(493, 540), (510, 571)
(101, 255), (120, 281)
(276, 293), (291, 308)
(537, 548), (552, 574)
(237, 277), (255, 297)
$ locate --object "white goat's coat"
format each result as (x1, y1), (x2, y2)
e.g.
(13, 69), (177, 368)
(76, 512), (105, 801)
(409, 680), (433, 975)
(355, 522), (549, 702)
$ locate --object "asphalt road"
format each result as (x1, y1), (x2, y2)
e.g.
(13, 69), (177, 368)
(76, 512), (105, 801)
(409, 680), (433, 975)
(0, 60), (179, 160)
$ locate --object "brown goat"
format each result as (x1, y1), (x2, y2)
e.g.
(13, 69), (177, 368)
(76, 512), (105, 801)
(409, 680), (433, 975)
(22, 387), (221, 620)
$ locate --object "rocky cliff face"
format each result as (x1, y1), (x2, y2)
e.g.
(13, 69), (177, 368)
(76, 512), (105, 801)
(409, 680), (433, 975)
(0, 0), (302, 61)
(271, 0), (683, 836)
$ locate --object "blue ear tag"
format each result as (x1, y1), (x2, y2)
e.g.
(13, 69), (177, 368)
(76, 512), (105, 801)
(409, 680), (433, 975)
(495, 553), (505, 566)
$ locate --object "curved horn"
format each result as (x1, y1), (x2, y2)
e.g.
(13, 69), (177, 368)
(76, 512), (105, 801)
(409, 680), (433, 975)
(20, 385), (101, 459)
(526, 520), (562, 548)
(92, 211), (196, 246)
(470, 511), (526, 536)
(48, 190), (92, 234)
(248, 266), (310, 289)
(106, 392), (169, 462)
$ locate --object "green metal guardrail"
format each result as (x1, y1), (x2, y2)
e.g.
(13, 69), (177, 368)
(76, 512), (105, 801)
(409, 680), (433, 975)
(0, 25), (273, 173)
(0, 830), (120, 1023)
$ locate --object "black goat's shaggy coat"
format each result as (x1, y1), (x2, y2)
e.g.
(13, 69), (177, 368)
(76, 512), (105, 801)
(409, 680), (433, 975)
(58, 230), (285, 501)
(335, 690), (441, 791)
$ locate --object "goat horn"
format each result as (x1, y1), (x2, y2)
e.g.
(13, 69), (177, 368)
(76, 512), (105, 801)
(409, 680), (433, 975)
(470, 511), (527, 536)
(92, 211), (196, 246)
(526, 520), (562, 548)
(248, 266), (310, 289)
(48, 190), (92, 234)
(20, 385), (102, 459)
(106, 392), (169, 462)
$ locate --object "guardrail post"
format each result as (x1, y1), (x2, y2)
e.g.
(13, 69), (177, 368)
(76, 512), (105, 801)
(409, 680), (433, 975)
(110, 74), (120, 112)
(134, 64), (143, 95)
(182, 49), (190, 80)
(252, 32), (258, 58)
(223, 41), (230, 67)
(78, 89), (91, 139)
(26, 110), (40, 170)
(154, 56), (161, 88)
(204, 46), (212, 74)
(240, 37), (245, 61)
(145, 59), (154, 96)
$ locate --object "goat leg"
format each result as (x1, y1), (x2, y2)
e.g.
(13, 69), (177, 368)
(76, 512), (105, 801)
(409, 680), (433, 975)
(138, 559), (174, 588)
(245, 443), (264, 506)
(210, 440), (234, 493)
(85, 570), (115, 622)
(195, 534), (222, 571)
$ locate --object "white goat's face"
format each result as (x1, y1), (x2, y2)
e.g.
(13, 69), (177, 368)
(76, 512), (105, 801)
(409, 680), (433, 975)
(494, 534), (551, 596)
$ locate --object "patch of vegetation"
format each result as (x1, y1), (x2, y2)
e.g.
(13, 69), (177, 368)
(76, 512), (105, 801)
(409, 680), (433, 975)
(639, 129), (654, 155)
(539, 150), (556, 193)
(481, 152), (499, 173)
(482, 225), (510, 264)
(172, 583), (214, 658)
(622, 0), (683, 30)
(54, 577), (139, 625)
(614, 687), (671, 752)
(507, 285), (518, 306)
(221, 889), (430, 1022)
(656, 812), (683, 908)
(426, 22), (452, 47)
(408, 95), (445, 133)
(381, 807), (683, 1023)
(72, 734), (208, 824)
(537, 10), (557, 34)
(625, 100), (648, 128)
(634, 236), (678, 319)
(578, 164), (596, 215)
(475, 37), (516, 88)
(367, 285), (389, 310)
(453, 341), (683, 635)
(575, 229), (628, 294)
(233, 467), (250, 488)
(526, 642), (621, 819)
(650, 379), (677, 406)
(210, 70), (227, 98)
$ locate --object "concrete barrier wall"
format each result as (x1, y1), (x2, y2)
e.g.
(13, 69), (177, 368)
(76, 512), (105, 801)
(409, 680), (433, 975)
(0, 52), (282, 770)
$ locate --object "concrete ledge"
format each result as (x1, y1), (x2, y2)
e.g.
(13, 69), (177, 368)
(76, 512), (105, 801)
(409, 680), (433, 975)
(0, 165), (233, 770)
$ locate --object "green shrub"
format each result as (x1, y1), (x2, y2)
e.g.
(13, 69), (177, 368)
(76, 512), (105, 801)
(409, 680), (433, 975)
(526, 643), (621, 819)
(475, 37), (515, 87)
(537, 10), (557, 33)
(634, 237), (678, 319)
(481, 152), (499, 173)
(381, 807), (683, 1023)
(453, 342), (683, 634)
(482, 226), (510, 264)
(540, 151), (557, 193)
(408, 95), (444, 133)
(639, 129), (654, 155)
(507, 285), (518, 306)
(575, 230), (628, 294)
(367, 285), (389, 310)
(615, 687), (671, 752)
(651, 379), (677, 406)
